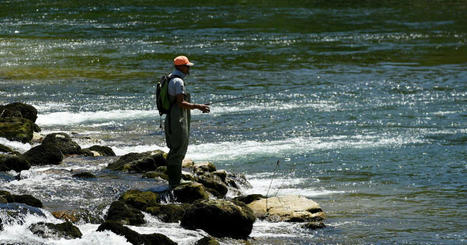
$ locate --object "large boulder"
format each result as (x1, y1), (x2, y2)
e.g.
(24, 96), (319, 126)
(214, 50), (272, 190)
(0, 102), (38, 122)
(247, 195), (325, 222)
(0, 154), (31, 172)
(0, 117), (36, 143)
(29, 221), (82, 239)
(105, 200), (145, 225)
(145, 203), (190, 223)
(42, 133), (81, 155)
(196, 174), (228, 198)
(97, 221), (176, 245)
(173, 182), (209, 203)
(107, 150), (167, 173)
(119, 190), (159, 210)
(23, 144), (63, 166)
(181, 199), (256, 239)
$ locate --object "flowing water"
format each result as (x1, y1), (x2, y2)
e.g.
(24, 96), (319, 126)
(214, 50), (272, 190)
(1, 0), (466, 244)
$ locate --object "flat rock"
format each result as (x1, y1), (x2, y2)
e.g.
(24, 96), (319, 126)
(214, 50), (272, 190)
(247, 195), (325, 222)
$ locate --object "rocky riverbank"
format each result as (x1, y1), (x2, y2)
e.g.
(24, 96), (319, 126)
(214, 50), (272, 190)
(1, 102), (326, 244)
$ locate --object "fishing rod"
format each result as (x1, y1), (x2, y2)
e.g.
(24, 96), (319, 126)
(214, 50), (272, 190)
(206, 83), (307, 105)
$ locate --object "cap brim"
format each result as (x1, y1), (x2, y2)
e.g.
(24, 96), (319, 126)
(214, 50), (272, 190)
(186, 62), (194, 66)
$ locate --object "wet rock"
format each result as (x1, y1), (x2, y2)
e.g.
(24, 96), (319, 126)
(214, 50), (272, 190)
(88, 145), (116, 156)
(302, 221), (326, 230)
(193, 161), (216, 174)
(105, 200), (145, 225)
(72, 172), (97, 179)
(247, 195), (325, 222)
(142, 168), (168, 181)
(42, 133), (81, 155)
(0, 143), (16, 154)
(0, 117), (36, 143)
(173, 182), (209, 203)
(107, 150), (167, 173)
(196, 174), (228, 198)
(0, 154), (31, 172)
(0, 102), (38, 122)
(97, 221), (176, 245)
(29, 221), (82, 239)
(233, 194), (266, 205)
(52, 209), (104, 224)
(226, 172), (252, 189)
(213, 170), (227, 182)
(119, 189), (160, 210)
(182, 158), (194, 168)
(23, 144), (63, 166)
(0, 190), (43, 208)
(195, 236), (220, 245)
(181, 199), (256, 239)
(146, 203), (190, 223)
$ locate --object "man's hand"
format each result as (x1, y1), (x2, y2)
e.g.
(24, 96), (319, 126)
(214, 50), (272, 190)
(197, 104), (210, 113)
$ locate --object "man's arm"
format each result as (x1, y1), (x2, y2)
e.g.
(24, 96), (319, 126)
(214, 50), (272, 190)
(176, 94), (210, 113)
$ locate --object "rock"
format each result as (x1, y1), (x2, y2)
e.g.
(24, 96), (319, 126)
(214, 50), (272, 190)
(72, 172), (97, 179)
(0, 143), (15, 154)
(105, 200), (145, 225)
(247, 195), (325, 222)
(107, 150), (167, 173)
(0, 117), (36, 143)
(23, 144), (63, 166)
(233, 194), (266, 205)
(0, 203), (46, 225)
(0, 102), (38, 122)
(42, 133), (81, 155)
(173, 182), (209, 203)
(226, 172), (252, 189)
(97, 221), (176, 245)
(146, 203), (190, 223)
(142, 170), (168, 181)
(29, 221), (82, 239)
(52, 209), (103, 224)
(181, 199), (256, 239)
(213, 170), (227, 182)
(182, 158), (194, 168)
(0, 190), (43, 208)
(193, 161), (216, 174)
(0, 154), (31, 172)
(302, 222), (326, 230)
(119, 190), (159, 210)
(195, 236), (220, 245)
(86, 145), (116, 156)
(31, 132), (44, 143)
(196, 174), (228, 198)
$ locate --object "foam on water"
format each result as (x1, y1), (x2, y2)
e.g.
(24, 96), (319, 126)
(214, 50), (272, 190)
(0, 137), (34, 153)
(36, 110), (158, 126)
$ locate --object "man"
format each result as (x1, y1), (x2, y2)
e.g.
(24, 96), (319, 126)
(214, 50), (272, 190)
(165, 55), (210, 189)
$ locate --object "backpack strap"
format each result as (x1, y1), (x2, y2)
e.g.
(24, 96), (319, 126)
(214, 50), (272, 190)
(164, 74), (182, 134)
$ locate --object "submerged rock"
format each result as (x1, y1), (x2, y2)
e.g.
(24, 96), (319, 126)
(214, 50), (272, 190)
(0, 117), (36, 143)
(29, 221), (82, 239)
(82, 145), (116, 157)
(247, 195), (325, 222)
(0, 102), (38, 122)
(173, 182), (209, 203)
(302, 221), (326, 230)
(107, 150), (167, 173)
(52, 209), (103, 224)
(0, 203), (46, 226)
(0, 154), (31, 172)
(105, 200), (145, 225)
(72, 172), (97, 179)
(119, 189), (160, 210)
(181, 199), (256, 239)
(146, 203), (190, 223)
(42, 133), (82, 155)
(23, 144), (63, 166)
(97, 221), (176, 245)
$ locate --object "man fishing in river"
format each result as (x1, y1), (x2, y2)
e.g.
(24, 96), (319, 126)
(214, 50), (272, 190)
(164, 56), (210, 189)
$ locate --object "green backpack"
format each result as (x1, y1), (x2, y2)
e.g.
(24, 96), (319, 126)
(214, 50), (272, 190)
(156, 74), (180, 115)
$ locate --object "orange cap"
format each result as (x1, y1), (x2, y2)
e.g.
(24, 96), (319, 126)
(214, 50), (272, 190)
(174, 56), (194, 66)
